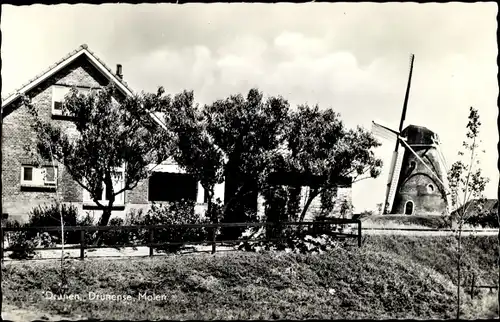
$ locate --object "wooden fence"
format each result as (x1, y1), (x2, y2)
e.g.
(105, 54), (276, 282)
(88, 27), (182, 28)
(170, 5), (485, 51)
(0, 219), (362, 260)
(465, 273), (499, 299)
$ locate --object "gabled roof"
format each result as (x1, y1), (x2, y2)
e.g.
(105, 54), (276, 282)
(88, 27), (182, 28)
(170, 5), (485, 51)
(1, 44), (167, 129)
(2, 44), (134, 108)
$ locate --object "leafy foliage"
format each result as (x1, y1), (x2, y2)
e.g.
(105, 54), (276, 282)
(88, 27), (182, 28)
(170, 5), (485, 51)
(446, 106), (490, 319)
(161, 89), (225, 249)
(203, 89), (290, 232)
(143, 201), (209, 253)
(6, 204), (92, 259)
(97, 201), (208, 252)
(24, 85), (172, 226)
(448, 107), (489, 220)
(283, 105), (382, 220)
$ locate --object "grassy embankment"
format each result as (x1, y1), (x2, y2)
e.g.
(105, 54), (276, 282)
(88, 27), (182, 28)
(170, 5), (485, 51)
(2, 235), (498, 320)
(360, 214), (451, 229)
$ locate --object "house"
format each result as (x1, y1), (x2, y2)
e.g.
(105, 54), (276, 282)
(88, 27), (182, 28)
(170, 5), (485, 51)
(1, 44), (224, 223)
(451, 199), (498, 228)
(1, 44), (352, 224)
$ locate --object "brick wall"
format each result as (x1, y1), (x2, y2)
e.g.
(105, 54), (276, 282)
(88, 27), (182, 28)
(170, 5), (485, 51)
(392, 147), (448, 215)
(2, 57), (134, 222)
(127, 178), (149, 204)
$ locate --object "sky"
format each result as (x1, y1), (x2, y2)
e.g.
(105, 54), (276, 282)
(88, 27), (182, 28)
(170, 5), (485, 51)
(1, 2), (498, 212)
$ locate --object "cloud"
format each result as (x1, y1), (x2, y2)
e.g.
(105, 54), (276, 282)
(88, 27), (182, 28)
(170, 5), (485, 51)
(1, 2), (497, 211)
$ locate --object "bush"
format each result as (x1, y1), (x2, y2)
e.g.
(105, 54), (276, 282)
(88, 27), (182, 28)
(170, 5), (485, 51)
(238, 228), (348, 254)
(465, 211), (498, 228)
(26, 203), (82, 243)
(94, 209), (148, 248)
(6, 203), (86, 259)
(97, 201), (209, 252)
(145, 201), (209, 253)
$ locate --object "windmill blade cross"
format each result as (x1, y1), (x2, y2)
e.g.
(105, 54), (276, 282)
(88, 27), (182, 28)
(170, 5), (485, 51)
(381, 54), (415, 214)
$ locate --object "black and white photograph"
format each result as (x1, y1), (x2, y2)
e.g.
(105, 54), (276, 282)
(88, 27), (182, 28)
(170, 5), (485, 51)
(0, 2), (498, 320)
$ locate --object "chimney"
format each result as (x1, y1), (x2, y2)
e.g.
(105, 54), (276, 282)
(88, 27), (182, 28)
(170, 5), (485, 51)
(116, 64), (123, 80)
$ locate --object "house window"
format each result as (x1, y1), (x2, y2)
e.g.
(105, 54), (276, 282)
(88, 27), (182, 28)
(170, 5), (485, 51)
(21, 165), (58, 188)
(148, 172), (197, 202)
(83, 167), (125, 206)
(52, 85), (93, 116)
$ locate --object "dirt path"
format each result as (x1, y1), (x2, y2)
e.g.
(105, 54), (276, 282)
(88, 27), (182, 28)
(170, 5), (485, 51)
(362, 228), (498, 236)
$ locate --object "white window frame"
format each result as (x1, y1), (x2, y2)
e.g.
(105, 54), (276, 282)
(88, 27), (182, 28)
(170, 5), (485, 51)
(21, 165), (58, 188)
(83, 165), (125, 206)
(52, 85), (94, 116)
(196, 182), (209, 205)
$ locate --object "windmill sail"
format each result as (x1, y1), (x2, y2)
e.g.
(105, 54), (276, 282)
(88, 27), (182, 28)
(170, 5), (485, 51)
(371, 121), (402, 213)
(385, 142), (405, 212)
(371, 121), (398, 141)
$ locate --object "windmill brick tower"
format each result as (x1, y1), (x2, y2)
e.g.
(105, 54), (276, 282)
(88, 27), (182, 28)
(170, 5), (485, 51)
(390, 125), (450, 215)
(372, 55), (451, 215)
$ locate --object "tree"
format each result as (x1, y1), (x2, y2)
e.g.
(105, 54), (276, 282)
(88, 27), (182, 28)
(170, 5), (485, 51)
(25, 85), (172, 228)
(447, 106), (489, 319)
(162, 90), (225, 252)
(284, 104), (383, 221)
(202, 88), (290, 238)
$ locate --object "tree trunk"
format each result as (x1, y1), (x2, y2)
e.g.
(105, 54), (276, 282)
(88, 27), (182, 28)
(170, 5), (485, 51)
(298, 188), (319, 222)
(98, 207), (113, 227)
(95, 173), (116, 245)
(206, 189), (216, 254)
(95, 207), (113, 246)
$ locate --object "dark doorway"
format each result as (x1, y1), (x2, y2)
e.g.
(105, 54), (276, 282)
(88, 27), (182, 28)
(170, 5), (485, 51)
(404, 200), (414, 215)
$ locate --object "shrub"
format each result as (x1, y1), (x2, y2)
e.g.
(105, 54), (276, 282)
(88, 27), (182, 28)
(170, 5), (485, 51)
(465, 211), (498, 228)
(99, 217), (128, 248)
(145, 200), (209, 253)
(6, 203), (84, 259)
(7, 231), (55, 260)
(97, 209), (148, 248)
(353, 210), (376, 220)
(26, 203), (82, 243)
(238, 228), (348, 254)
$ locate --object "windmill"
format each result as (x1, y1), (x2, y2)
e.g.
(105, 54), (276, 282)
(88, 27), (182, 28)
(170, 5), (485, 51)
(372, 55), (451, 215)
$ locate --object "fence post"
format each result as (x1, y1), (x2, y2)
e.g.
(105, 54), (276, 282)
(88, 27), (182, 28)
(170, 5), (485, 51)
(471, 273), (475, 300)
(149, 228), (154, 257)
(0, 225), (4, 260)
(357, 220), (362, 247)
(211, 224), (217, 254)
(80, 229), (85, 260)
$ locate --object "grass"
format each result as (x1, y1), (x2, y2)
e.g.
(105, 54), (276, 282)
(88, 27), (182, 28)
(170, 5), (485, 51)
(361, 214), (451, 229)
(2, 235), (498, 320)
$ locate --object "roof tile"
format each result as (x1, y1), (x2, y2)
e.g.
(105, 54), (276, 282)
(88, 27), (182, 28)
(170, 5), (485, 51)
(2, 44), (135, 103)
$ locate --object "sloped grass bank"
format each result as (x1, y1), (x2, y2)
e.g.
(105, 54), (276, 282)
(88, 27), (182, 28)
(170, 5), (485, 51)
(365, 235), (498, 285)
(2, 235), (497, 320)
(362, 214), (451, 229)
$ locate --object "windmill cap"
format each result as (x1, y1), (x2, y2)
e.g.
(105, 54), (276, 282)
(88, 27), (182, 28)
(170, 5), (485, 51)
(402, 124), (440, 145)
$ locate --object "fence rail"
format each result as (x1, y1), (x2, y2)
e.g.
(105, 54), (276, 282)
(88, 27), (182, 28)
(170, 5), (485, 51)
(0, 219), (362, 260)
(464, 273), (499, 299)
(361, 227), (499, 232)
